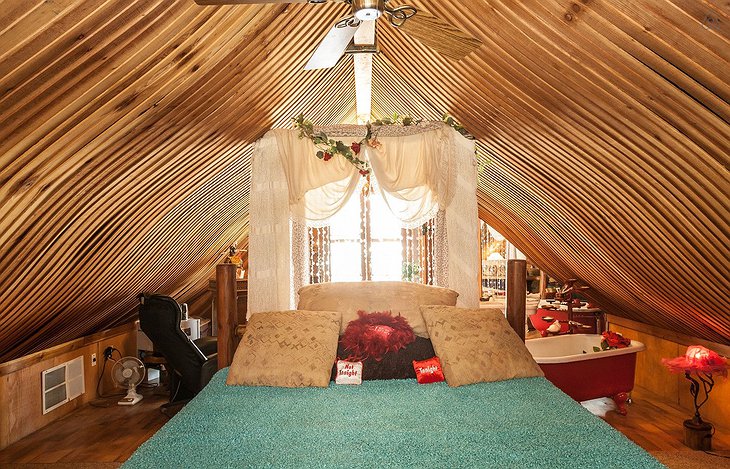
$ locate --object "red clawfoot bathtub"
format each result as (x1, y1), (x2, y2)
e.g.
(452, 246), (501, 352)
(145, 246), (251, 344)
(525, 334), (645, 415)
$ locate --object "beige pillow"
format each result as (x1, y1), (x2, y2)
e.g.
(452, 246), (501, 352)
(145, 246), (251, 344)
(226, 310), (341, 388)
(297, 281), (458, 337)
(421, 306), (543, 386)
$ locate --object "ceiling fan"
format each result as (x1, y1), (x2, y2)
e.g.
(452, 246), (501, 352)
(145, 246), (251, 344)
(194, 0), (483, 70)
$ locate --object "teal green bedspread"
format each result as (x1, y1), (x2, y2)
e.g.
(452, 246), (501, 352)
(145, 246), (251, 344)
(124, 370), (663, 468)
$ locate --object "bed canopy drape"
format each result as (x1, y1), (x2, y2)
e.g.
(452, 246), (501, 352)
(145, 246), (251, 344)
(248, 122), (479, 315)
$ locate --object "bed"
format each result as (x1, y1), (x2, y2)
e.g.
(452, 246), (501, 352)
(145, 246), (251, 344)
(124, 371), (661, 468)
(124, 282), (664, 469)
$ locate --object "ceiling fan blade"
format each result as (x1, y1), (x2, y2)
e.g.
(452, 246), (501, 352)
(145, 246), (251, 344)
(305, 18), (361, 70)
(194, 0), (339, 5)
(396, 11), (482, 60)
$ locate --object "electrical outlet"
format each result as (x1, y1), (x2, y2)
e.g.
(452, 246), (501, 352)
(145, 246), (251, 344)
(91, 353), (97, 366)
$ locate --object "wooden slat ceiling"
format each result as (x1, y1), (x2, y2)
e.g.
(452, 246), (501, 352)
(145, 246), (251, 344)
(0, 0), (727, 361)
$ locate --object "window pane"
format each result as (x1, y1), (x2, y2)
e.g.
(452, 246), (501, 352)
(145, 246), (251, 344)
(314, 178), (424, 283)
(370, 241), (403, 281)
(329, 193), (361, 241)
(370, 193), (402, 241)
(480, 220), (507, 299)
(330, 241), (362, 282)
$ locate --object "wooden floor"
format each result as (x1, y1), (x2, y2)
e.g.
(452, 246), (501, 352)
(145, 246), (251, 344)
(0, 387), (170, 465)
(603, 387), (730, 451)
(0, 384), (728, 466)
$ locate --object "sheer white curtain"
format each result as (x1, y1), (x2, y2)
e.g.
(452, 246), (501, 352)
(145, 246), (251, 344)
(248, 135), (293, 314)
(367, 127), (455, 227)
(248, 123), (479, 316)
(272, 129), (361, 223)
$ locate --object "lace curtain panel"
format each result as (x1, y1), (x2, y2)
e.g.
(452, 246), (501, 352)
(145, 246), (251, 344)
(248, 123), (479, 316)
(248, 135), (294, 315)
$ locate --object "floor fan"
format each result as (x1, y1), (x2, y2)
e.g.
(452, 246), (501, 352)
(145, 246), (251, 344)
(112, 356), (145, 406)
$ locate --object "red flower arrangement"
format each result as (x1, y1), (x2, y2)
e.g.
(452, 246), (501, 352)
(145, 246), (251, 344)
(593, 331), (631, 352)
(339, 310), (415, 362)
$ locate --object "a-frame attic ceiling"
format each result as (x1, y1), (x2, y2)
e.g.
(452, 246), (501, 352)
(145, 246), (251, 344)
(0, 0), (728, 362)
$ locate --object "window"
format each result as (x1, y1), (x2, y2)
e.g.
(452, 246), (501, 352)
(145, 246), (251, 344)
(480, 220), (544, 299)
(309, 178), (434, 284)
(480, 221), (507, 299)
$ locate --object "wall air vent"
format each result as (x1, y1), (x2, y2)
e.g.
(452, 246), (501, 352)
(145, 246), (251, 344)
(42, 356), (84, 414)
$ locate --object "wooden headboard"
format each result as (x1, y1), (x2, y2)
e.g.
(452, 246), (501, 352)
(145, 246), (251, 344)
(215, 260), (528, 368)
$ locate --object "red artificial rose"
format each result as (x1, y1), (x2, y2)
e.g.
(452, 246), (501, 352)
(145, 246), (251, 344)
(323, 152), (332, 161)
(601, 331), (631, 349)
(351, 142), (361, 154)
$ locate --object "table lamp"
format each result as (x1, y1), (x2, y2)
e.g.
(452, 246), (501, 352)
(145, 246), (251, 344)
(662, 345), (728, 450)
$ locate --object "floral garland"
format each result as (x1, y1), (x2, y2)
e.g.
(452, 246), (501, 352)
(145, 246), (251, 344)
(293, 114), (375, 176)
(293, 114), (469, 177)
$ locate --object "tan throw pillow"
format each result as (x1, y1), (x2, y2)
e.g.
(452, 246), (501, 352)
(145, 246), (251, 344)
(420, 306), (543, 387)
(297, 281), (458, 337)
(226, 310), (341, 388)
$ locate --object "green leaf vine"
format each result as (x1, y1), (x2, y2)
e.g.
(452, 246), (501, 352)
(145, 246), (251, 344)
(293, 114), (372, 176)
(292, 113), (475, 176)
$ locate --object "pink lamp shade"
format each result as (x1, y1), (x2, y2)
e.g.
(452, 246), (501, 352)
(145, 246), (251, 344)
(662, 345), (729, 376)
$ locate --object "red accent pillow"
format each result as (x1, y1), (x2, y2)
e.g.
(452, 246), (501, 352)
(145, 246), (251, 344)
(413, 357), (445, 384)
(339, 311), (415, 362)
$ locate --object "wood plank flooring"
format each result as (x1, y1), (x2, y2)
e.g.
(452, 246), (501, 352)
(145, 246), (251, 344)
(604, 387), (730, 452)
(0, 384), (728, 466)
(0, 387), (170, 465)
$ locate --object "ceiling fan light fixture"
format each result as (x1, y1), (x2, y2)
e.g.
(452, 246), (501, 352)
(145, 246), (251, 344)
(353, 0), (383, 21)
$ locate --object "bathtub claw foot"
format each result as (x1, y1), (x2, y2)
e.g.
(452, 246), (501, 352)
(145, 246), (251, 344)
(612, 392), (629, 415)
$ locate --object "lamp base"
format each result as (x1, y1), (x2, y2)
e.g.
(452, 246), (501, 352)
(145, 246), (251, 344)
(683, 418), (712, 450)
